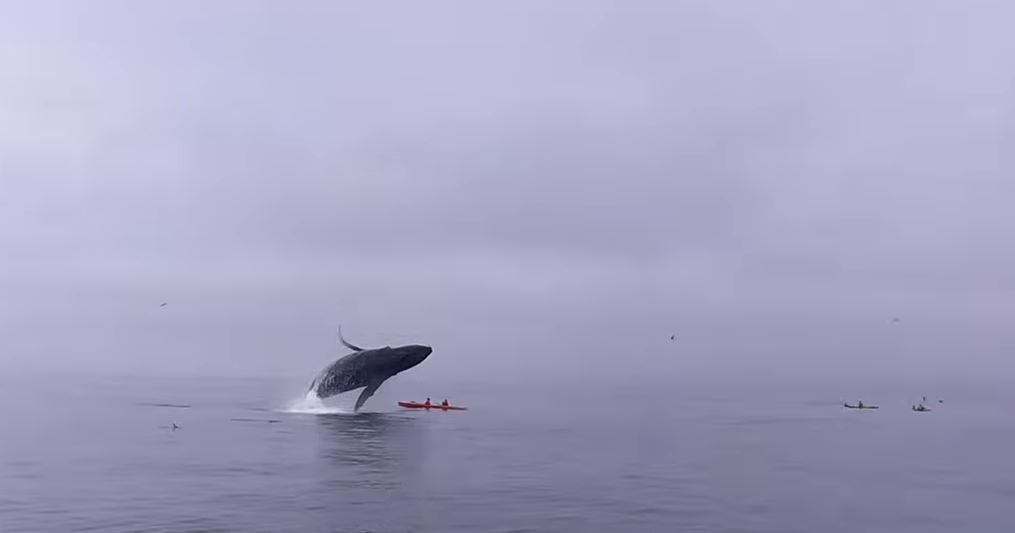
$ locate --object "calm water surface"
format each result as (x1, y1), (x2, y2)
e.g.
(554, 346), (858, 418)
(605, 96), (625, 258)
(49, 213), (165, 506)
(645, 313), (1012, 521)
(1, 372), (1013, 532)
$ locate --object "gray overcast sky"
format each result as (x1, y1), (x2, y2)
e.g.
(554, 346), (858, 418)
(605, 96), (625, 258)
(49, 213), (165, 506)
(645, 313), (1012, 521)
(1, 1), (1013, 383)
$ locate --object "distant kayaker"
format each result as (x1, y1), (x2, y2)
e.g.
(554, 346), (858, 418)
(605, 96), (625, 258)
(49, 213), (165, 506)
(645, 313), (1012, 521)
(441, 399), (449, 407)
(424, 398), (431, 407)
(858, 400), (864, 408)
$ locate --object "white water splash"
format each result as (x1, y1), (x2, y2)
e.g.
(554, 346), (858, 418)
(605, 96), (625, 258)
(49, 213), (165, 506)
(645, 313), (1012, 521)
(281, 391), (353, 415)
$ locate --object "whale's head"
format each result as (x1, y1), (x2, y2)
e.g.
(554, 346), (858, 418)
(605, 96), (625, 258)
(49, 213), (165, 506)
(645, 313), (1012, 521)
(388, 344), (432, 373)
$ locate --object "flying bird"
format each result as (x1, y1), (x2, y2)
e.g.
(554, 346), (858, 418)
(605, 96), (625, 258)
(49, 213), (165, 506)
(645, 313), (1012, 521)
(171, 423), (180, 431)
(160, 302), (168, 308)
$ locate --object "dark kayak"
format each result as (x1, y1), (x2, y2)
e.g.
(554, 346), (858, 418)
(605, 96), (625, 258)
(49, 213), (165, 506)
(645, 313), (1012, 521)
(912, 407), (932, 412)
(844, 404), (879, 409)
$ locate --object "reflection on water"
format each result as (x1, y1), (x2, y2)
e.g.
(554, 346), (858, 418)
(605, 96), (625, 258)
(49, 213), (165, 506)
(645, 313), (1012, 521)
(313, 413), (423, 492)
(309, 413), (428, 531)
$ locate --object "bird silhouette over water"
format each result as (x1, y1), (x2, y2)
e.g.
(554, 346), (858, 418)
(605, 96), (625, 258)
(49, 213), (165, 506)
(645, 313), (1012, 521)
(172, 423), (180, 431)
(670, 335), (676, 341)
(160, 302), (168, 308)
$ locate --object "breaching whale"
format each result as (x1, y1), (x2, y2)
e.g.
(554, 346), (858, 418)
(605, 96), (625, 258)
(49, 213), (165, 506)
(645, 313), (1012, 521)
(307, 328), (432, 411)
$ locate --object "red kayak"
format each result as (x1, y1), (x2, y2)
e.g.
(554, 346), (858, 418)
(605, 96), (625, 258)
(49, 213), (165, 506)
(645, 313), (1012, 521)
(398, 401), (467, 411)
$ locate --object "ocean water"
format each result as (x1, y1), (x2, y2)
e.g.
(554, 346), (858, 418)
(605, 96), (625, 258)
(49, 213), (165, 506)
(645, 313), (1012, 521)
(1, 372), (1013, 533)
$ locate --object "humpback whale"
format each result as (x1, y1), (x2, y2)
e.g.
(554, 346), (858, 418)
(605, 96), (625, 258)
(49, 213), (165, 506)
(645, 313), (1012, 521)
(307, 328), (432, 411)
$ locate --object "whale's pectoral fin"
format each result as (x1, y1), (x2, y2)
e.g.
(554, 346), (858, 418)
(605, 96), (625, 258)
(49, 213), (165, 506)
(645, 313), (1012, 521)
(354, 379), (386, 411)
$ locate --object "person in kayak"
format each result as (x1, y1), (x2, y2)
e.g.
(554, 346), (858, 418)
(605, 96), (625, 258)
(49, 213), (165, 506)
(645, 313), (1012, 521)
(857, 400), (864, 408)
(441, 399), (449, 407)
(424, 398), (431, 407)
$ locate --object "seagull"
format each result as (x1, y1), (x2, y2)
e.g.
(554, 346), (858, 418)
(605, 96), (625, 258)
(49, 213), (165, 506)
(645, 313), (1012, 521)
(172, 423), (180, 431)
(670, 335), (676, 341)
(160, 302), (168, 308)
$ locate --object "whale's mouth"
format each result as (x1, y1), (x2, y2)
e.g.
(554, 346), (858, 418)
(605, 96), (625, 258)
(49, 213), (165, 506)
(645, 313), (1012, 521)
(403, 345), (432, 368)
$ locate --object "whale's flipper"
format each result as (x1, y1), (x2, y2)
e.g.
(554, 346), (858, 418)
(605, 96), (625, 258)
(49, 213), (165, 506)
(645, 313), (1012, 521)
(338, 326), (366, 352)
(354, 379), (386, 411)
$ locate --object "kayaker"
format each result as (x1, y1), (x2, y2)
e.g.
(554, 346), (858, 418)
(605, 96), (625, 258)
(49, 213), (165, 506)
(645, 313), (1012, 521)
(424, 398), (431, 407)
(857, 400), (864, 409)
(441, 399), (449, 407)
